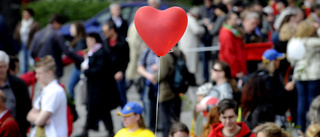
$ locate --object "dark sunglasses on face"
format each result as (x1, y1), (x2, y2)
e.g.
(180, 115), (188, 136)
(212, 68), (223, 72)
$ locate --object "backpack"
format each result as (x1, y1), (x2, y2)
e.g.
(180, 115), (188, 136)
(58, 83), (78, 137)
(169, 51), (195, 94)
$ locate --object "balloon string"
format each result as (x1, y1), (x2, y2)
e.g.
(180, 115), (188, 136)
(155, 56), (161, 137)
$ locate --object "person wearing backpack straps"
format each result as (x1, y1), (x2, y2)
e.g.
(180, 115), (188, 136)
(153, 46), (184, 137)
(137, 47), (158, 133)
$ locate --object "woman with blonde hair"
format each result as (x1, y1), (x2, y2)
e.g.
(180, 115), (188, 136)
(287, 20), (320, 132)
(256, 122), (291, 137)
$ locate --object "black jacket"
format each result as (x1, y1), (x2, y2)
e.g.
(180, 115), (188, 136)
(84, 48), (121, 111)
(244, 102), (275, 130)
(108, 16), (128, 37)
(8, 74), (31, 137)
(73, 38), (86, 70)
(104, 35), (130, 75)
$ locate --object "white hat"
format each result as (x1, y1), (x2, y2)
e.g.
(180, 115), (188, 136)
(196, 83), (213, 96)
(263, 6), (273, 14)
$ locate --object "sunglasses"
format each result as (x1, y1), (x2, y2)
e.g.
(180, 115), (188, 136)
(212, 68), (223, 72)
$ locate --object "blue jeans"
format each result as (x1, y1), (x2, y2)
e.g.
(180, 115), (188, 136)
(142, 80), (157, 132)
(18, 43), (31, 73)
(201, 44), (210, 82)
(117, 76), (127, 108)
(68, 67), (81, 99)
(296, 80), (320, 131)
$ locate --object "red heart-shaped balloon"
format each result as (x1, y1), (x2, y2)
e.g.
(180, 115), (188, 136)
(134, 6), (188, 57)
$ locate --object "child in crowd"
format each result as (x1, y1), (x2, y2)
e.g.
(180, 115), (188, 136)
(191, 83), (218, 137)
(115, 102), (155, 137)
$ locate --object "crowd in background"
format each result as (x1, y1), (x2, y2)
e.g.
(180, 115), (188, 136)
(1, 0), (320, 137)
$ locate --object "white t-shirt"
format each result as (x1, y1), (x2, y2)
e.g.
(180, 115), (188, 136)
(30, 80), (67, 137)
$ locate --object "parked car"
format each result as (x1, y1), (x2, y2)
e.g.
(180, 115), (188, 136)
(59, 1), (189, 36)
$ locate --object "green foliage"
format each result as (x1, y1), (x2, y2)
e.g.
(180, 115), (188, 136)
(27, 0), (110, 28)
(170, 0), (192, 6)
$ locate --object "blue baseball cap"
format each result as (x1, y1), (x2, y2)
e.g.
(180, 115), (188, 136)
(262, 49), (285, 63)
(117, 102), (143, 117)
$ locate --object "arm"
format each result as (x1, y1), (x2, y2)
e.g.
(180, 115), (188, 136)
(29, 33), (39, 59)
(210, 16), (226, 36)
(306, 37), (320, 49)
(188, 16), (205, 36)
(35, 111), (51, 126)
(137, 49), (155, 83)
(27, 108), (51, 126)
(26, 108), (39, 124)
(55, 34), (83, 63)
(26, 108), (37, 123)
(138, 65), (155, 84)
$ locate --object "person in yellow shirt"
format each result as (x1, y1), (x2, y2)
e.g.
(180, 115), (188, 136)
(115, 102), (155, 137)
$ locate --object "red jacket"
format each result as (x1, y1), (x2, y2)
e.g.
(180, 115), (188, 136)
(0, 110), (22, 137)
(208, 122), (255, 137)
(219, 26), (247, 77)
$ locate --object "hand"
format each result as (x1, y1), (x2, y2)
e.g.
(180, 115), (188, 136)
(83, 54), (88, 58)
(285, 81), (295, 91)
(313, 22), (320, 29)
(298, 130), (304, 137)
(151, 64), (158, 71)
(114, 71), (124, 81)
(46, 119), (51, 124)
(207, 23), (214, 31)
(236, 72), (244, 78)
(202, 18), (209, 25)
(195, 104), (207, 112)
(146, 73), (156, 84)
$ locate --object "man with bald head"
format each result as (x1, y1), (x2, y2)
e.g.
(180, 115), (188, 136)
(0, 90), (21, 137)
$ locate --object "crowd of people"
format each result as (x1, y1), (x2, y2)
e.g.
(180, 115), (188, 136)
(1, 0), (320, 137)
